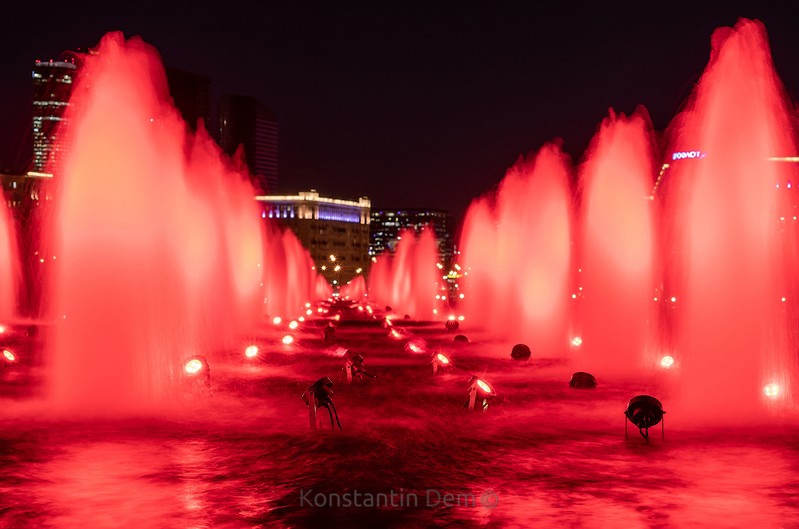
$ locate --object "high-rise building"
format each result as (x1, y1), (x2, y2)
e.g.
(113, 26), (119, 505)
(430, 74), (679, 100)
(165, 67), (212, 133)
(370, 208), (454, 265)
(257, 190), (371, 286)
(32, 58), (78, 174)
(218, 95), (279, 195)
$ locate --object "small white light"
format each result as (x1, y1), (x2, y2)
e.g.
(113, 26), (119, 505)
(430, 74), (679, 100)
(763, 383), (780, 398)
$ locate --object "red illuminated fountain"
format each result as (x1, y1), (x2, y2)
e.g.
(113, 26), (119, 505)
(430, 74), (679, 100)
(4, 19), (799, 529)
(339, 273), (367, 300)
(575, 109), (657, 379)
(459, 143), (574, 355)
(43, 32), (324, 414)
(261, 220), (329, 320)
(367, 226), (440, 320)
(662, 20), (799, 421)
(0, 192), (19, 326)
(458, 18), (798, 419)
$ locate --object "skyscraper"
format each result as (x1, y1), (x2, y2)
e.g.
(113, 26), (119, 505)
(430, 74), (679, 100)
(218, 95), (279, 195)
(165, 67), (212, 133)
(32, 57), (78, 174)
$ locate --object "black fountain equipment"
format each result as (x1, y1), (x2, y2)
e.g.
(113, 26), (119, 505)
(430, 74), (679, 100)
(569, 372), (597, 389)
(323, 322), (336, 344)
(465, 375), (497, 412)
(625, 395), (665, 441)
(453, 334), (469, 344)
(302, 376), (342, 431)
(432, 352), (451, 375)
(510, 344), (532, 361)
(343, 350), (377, 383)
(1, 348), (16, 367)
(445, 319), (460, 332)
(182, 355), (210, 388)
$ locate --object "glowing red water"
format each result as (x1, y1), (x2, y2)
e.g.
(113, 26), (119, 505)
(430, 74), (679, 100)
(459, 143), (573, 355)
(575, 109), (657, 378)
(44, 32), (318, 413)
(0, 187), (18, 324)
(457, 18), (798, 419)
(367, 227), (439, 319)
(262, 222), (326, 321)
(339, 274), (367, 300)
(664, 19), (798, 420)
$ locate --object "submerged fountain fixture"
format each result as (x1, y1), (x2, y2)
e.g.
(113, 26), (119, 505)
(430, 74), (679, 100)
(510, 344), (532, 361)
(344, 350), (376, 384)
(302, 376), (342, 431)
(465, 375), (497, 412)
(625, 395), (665, 441)
(432, 352), (451, 375)
(182, 355), (210, 389)
(569, 372), (597, 389)
(1, 349), (16, 367)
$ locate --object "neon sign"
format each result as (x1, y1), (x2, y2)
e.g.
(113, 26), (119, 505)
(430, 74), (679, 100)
(671, 150), (705, 160)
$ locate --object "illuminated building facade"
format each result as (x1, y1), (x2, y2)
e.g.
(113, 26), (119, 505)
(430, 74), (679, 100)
(32, 58), (77, 174)
(256, 190), (371, 285)
(369, 208), (454, 265)
(219, 95), (279, 195)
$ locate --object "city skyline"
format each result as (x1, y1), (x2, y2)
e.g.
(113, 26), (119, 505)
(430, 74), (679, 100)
(3, 3), (799, 219)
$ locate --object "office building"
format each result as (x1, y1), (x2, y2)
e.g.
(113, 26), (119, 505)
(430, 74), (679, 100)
(219, 95), (279, 195)
(32, 58), (78, 174)
(166, 67), (212, 133)
(257, 190), (370, 286)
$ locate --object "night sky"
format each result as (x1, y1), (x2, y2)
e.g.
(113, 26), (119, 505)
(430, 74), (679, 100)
(2, 2), (799, 219)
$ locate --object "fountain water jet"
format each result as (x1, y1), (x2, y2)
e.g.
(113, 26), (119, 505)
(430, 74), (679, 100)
(339, 274), (366, 300)
(663, 19), (799, 421)
(260, 221), (328, 320)
(459, 142), (574, 355)
(575, 109), (657, 378)
(44, 32), (306, 414)
(367, 227), (439, 320)
(0, 191), (19, 325)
